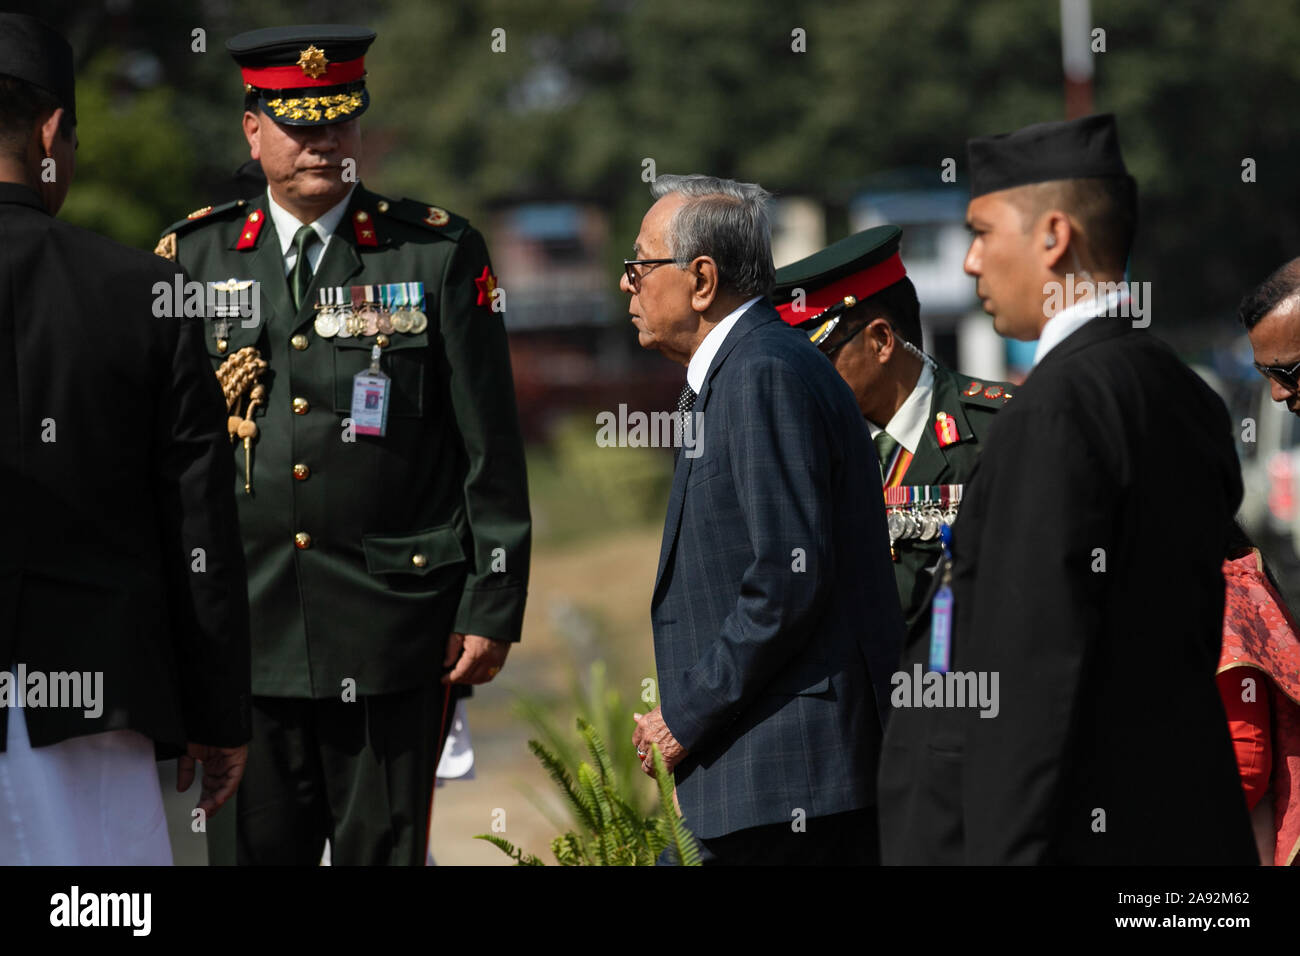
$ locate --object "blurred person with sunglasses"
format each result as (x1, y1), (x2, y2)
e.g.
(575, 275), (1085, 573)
(1242, 258), (1300, 416)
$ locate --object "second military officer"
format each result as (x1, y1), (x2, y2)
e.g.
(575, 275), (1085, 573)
(156, 24), (531, 866)
(771, 226), (1012, 862)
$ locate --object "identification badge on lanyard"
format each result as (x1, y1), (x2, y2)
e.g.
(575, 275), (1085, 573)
(350, 345), (390, 437)
(928, 524), (954, 673)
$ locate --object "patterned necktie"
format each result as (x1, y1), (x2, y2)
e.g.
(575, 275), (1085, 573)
(676, 383), (697, 448)
(677, 383), (697, 416)
(289, 224), (320, 311)
(874, 430), (899, 483)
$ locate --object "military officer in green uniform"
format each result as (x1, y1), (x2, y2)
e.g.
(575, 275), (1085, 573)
(155, 25), (531, 865)
(773, 226), (1012, 665)
(773, 227), (1010, 863)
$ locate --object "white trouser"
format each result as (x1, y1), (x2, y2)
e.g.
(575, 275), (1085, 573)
(0, 705), (172, 865)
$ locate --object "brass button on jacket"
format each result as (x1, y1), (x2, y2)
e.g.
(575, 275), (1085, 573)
(411, 552), (428, 568)
(294, 532), (312, 550)
(293, 463), (310, 480)
(292, 396), (310, 415)
(290, 334), (309, 351)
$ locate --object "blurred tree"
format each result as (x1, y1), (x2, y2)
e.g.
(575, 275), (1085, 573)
(9, 0), (1300, 333)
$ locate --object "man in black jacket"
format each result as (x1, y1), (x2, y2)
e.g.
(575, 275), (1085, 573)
(0, 14), (250, 864)
(886, 114), (1254, 864)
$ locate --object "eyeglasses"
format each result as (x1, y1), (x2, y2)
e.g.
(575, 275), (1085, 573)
(819, 320), (871, 359)
(1254, 359), (1300, 392)
(623, 258), (677, 291)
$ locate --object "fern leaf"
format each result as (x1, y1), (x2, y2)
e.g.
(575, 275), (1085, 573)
(578, 715), (617, 785)
(473, 833), (545, 866)
(530, 739), (599, 833)
(651, 745), (702, 866)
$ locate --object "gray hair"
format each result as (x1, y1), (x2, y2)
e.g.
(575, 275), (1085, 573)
(649, 174), (775, 299)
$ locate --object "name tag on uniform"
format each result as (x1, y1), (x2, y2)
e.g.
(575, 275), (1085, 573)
(351, 345), (390, 436)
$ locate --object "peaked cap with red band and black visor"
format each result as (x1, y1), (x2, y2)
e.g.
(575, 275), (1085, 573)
(227, 24), (375, 126)
(772, 225), (907, 346)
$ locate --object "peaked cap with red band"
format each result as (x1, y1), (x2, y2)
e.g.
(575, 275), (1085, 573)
(771, 225), (908, 344)
(227, 24), (375, 126)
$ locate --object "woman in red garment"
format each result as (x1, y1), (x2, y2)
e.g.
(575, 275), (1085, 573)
(1217, 526), (1300, 866)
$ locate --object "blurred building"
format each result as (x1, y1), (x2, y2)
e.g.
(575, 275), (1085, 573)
(487, 199), (678, 442)
(850, 169), (1020, 382)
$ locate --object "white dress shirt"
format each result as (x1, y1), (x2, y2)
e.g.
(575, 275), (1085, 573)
(265, 185), (356, 276)
(686, 296), (762, 393)
(1032, 286), (1129, 368)
(867, 360), (936, 454)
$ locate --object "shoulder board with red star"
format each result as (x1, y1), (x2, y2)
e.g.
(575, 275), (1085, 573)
(377, 196), (469, 242)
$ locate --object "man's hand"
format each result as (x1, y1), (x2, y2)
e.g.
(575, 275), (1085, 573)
(632, 707), (687, 776)
(443, 632), (510, 684)
(176, 743), (248, 817)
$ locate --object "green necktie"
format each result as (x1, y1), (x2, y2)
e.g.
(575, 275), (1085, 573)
(874, 430), (899, 481)
(289, 224), (320, 310)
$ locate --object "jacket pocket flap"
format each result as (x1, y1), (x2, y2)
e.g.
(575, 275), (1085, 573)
(363, 525), (465, 575)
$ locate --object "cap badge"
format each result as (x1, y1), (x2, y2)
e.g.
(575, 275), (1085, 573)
(297, 45), (329, 79)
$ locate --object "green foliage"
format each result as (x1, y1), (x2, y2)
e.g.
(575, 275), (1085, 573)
(474, 833), (545, 866)
(512, 658), (655, 818)
(474, 718), (700, 866)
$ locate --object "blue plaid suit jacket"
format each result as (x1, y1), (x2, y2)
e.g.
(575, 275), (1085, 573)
(652, 300), (903, 840)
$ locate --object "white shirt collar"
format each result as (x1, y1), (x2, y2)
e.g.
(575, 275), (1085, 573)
(867, 360), (935, 455)
(1032, 287), (1129, 368)
(685, 296), (761, 393)
(265, 185), (356, 275)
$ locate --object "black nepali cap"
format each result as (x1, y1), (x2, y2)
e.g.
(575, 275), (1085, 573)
(967, 113), (1130, 198)
(227, 24), (375, 126)
(771, 226), (907, 343)
(0, 14), (76, 124)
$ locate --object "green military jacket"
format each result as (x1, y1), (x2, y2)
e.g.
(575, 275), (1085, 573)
(157, 184), (530, 698)
(884, 363), (1012, 668)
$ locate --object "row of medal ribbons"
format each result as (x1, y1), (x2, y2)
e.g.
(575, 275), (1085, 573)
(884, 483), (963, 543)
(314, 282), (428, 339)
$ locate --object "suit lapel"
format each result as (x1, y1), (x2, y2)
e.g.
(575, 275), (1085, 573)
(652, 301), (778, 600)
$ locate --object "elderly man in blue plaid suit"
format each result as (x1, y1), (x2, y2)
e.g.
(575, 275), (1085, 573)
(622, 174), (903, 865)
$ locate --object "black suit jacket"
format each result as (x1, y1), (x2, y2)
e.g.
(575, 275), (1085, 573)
(0, 183), (250, 755)
(652, 300), (903, 840)
(883, 316), (1255, 864)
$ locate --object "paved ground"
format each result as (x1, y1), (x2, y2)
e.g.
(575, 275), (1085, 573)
(161, 525), (662, 866)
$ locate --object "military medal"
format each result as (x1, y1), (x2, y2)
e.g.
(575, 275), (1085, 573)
(376, 283), (395, 335)
(314, 288), (340, 338)
(329, 287), (351, 338)
(391, 282), (413, 334)
(353, 284), (378, 336)
(406, 281), (428, 334)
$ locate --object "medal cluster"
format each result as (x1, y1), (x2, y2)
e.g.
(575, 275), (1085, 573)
(313, 282), (427, 339)
(884, 484), (963, 548)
